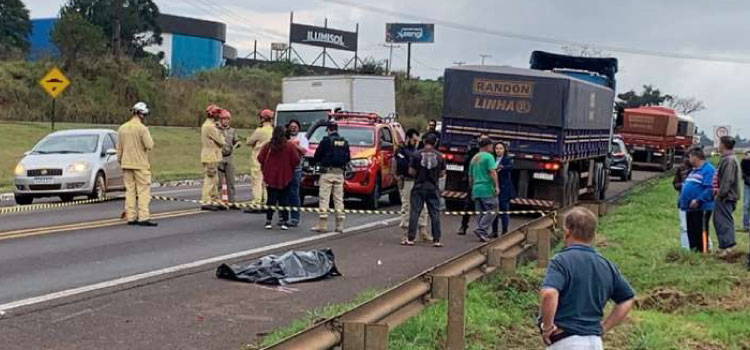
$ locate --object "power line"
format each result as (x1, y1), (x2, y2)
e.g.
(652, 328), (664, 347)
(320, 0), (750, 65)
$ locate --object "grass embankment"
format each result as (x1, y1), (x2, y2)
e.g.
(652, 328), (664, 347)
(0, 121), (255, 192)
(259, 178), (750, 350)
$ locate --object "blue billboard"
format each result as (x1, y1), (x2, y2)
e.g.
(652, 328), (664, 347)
(386, 23), (434, 43)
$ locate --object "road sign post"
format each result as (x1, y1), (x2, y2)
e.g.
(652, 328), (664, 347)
(39, 67), (71, 130)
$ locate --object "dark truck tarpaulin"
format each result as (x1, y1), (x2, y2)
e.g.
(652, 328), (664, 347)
(216, 248), (341, 285)
(443, 65), (615, 130)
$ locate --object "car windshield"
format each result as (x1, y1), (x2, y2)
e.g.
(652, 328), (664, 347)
(276, 110), (330, 132)
(309, 126), (374, 147)
(611, 141), (623, 154)
(33, 134), (99, 154)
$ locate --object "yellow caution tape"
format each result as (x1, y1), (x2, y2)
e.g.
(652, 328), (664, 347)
(149, 195), (549, 217)
(0, 196), (122, 215)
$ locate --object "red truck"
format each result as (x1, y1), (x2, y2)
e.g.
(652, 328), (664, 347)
(617, 106), (694, 171)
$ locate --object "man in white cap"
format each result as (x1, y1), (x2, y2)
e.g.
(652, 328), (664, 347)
(116, 102), (157, 226)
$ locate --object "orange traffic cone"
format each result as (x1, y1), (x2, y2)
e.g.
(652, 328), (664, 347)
(221, 177), (229, 204)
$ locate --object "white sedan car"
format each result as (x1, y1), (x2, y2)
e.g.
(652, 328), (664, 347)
(13, 129), (125, 205)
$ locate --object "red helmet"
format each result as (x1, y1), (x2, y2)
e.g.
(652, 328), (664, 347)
(219, 109), (231, 120)
(258, 109), (274, 122)
(205, 104), (220, 118)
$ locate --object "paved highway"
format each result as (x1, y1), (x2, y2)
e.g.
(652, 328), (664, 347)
(0, 171), (657, 307)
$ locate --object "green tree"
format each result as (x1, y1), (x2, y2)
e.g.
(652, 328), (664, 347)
(616, 85), (672, 110)
(51, 12), (108, 69)
(0, 0), (32, 58)
(358, 57), (387, 75)
(60, 0), (162, 57)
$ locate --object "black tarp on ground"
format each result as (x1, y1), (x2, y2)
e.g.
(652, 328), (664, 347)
(215, 248), (341, 285)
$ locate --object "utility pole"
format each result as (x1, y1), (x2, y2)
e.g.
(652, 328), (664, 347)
(113, 0), (122, 58)
(382, 43), (401, 74)
(479, 54), (491, 65)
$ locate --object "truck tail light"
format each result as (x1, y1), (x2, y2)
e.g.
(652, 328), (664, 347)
(543, 163), (560, 171)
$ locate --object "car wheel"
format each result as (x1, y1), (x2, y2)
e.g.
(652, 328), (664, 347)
(366, 175), (381, 210)
(88, 173), (106, 200)
(14, 195), (33, 205)
(620, 171), (628, 182)
(627, 168), (633, 181)
(59, 194), (75, 202)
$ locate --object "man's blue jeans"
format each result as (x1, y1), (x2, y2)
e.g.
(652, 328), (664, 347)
(474, 197), (498, 238)
(743, 184), (750, 230)
(288, 168), (303, 225)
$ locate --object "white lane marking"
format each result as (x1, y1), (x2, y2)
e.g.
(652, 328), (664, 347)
(0, 217), (400, 312)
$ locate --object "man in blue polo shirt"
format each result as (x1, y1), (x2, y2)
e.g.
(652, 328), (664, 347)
(539, 207), (635, 349)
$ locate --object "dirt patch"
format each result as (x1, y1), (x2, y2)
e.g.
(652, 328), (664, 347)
(637, 288), (708, 313)
(497, 275), (540, 294)
(715, 250), (747, 264)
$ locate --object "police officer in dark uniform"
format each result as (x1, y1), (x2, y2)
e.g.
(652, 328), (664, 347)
(311, 122), (351, 233)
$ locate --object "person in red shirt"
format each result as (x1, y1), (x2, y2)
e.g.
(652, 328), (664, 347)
(258, 126), (301, 230)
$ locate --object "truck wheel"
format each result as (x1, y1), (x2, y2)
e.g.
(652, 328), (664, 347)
(564, 171), (574, 207)
(365, 175), (382, 210)
(599, 174), (609, 201)
(14, 195), (33, 205)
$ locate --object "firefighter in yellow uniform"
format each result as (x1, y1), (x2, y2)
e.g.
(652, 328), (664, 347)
(245, 109), (274, 213)
(116, 102), (157, 227)
(200, 105), (226, 211)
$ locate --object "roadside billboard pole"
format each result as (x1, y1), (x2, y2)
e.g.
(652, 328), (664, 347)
(288, 12), (293, 62)
(407, 42), (412, 79)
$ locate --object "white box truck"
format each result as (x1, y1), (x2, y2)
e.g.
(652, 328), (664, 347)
(275, 75), (396, 131)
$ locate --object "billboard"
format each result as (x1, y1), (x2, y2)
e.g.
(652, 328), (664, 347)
(386, 23), (435, 43)
(290, 23), (358, 51)
(713, 125), (732, 148)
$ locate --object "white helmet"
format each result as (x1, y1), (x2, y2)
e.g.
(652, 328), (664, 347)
(131, 102), (150, 116)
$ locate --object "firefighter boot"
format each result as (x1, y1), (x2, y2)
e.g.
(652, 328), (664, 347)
(334, 216), (345, 233)
(311, 217), (328, 233)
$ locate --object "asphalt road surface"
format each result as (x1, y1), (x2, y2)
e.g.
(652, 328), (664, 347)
(0, 185), (403, 303)
(0, 170), (659, 310)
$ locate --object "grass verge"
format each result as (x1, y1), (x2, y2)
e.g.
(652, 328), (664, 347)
(0, 121), (255, 192)
(258, 177), (750, 350)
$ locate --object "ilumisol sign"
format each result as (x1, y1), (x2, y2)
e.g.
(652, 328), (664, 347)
(290, 23), (358, 52)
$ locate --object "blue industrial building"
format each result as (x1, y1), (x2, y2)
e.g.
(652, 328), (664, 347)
(28, 18), (59, 60)
(28, 14), (228, 76)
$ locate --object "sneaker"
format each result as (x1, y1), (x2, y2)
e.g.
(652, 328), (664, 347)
(718, 248), (733, 258)
(474, 231), (489, 243)
(401, 240), (415, 246)
(127, 221), (138, 226)
(264, 222), (273, 230)
(488, 232), (499, 239)
(138, 220), (158, 227)
(281, 224), (290, 231)
(456, 227), (467, 236)
(201, 205), (218, 212)
(433, 241), (443, 248)
(288, 221), (299, 228)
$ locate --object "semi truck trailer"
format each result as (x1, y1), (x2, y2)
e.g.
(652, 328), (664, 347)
(439, 51), (618, 209)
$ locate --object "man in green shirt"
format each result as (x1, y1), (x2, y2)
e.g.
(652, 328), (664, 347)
(469, 138), (499, 242)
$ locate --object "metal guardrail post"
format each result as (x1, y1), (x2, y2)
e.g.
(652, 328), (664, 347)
(342, 322), (388, 350)
(445, 275), (466, 350)
(537, 228), (552, 268)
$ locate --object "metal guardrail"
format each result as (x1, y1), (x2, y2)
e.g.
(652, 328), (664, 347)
(262, 201), (610, 350)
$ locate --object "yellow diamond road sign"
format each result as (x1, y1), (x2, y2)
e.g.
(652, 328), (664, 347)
(39, 67), (70, 99)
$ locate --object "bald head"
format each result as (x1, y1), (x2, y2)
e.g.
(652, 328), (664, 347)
(564, 207), (598, 243)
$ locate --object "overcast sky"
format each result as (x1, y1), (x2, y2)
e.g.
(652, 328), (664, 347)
(24, 0), (750, 137)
